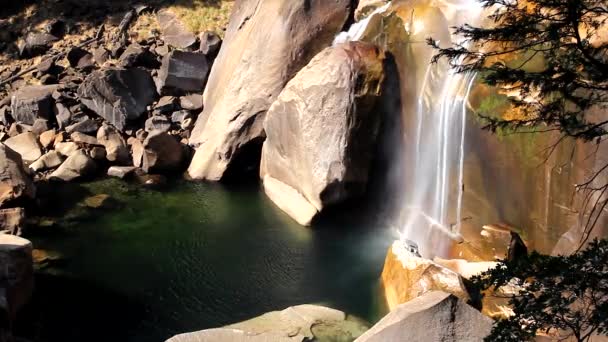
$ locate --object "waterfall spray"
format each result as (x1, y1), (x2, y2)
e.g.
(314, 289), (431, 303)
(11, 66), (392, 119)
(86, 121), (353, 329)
(335, 0), (482, 257)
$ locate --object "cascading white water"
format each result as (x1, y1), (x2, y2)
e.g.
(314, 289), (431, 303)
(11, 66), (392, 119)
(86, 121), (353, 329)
(335, 0), (483, 257)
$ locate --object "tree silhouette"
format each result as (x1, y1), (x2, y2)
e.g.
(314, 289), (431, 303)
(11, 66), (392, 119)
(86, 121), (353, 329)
(471, 239), (608, 341)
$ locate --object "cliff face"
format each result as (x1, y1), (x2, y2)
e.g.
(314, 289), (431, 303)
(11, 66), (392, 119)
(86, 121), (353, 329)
(356, 1), (608, 256)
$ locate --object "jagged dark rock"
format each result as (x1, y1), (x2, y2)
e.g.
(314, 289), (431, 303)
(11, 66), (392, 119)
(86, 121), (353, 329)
(78, 68), (157, 131)
(10, 85), (58, 125)
(118, 44), (160, 69)
(18, 32), (58, 57)
(158, 51), (209, 95)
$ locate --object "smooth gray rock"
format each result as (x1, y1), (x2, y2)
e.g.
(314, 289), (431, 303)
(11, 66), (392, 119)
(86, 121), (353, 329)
(157, 10), (197, 49)
(70, 132), (99, 146)
(97, 124), (129, 164)
(199, 31), (222, 57)
(355, 292), (492, 342)
(158, 51), (209, 95)
(4, 132), (43, 164)
(78, 68), (157, 131)
(29, 150), (65, 172)
(167, 305), (369, 342)
(179, 94), (203, 111)
(142, 131), (184, 173)
(107, 166), (137, 179)
(128, 137), (145, 168)
(49, 150), (96, 181)
(10, 85), (58, 125)
(54, 142), (79, 157)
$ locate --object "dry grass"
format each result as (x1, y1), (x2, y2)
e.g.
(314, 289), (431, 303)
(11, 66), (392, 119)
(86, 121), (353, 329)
(167, 0), (234, 36)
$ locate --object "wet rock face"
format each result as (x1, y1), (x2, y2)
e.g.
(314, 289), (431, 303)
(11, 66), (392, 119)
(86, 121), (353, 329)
(356, 291), (492, 342)
(260, 42), (385, 225)
(78, 68), (157, 132)
(187, 0), (354, 181)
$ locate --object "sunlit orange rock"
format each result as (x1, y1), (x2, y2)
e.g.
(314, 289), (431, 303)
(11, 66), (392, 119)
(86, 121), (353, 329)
(381, 240), (470, 311)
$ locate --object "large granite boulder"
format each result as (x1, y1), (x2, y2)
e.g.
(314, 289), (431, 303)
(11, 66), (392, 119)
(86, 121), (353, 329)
(166, 305), (369, 342)
(0, 234), (34, 323)
(10, 85), (58, 125)
(186, 0), (354, 181)
(0, 144), (35, 208)
(78, 68), (157, 131)
(381, 240), (470, 311)
(260, 42), (385, 225)
(355, 291), (492, 342)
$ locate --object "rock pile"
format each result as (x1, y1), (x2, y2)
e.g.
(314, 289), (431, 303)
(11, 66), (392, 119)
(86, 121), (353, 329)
(0, 6), (223, 188)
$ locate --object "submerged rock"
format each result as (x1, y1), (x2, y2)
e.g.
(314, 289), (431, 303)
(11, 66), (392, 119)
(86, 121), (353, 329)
(0, 144), (35, 208)
(78, 68), (157, 131)
(260, 42), (385, 225)
(381, 240), (470, 311)
(187, 0), (353, 180)
(355, 291), (492, 342)
(166, 305), (369, 342)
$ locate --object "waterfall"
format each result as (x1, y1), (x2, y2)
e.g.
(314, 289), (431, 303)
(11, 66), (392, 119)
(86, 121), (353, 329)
(337, 1), (482, 257)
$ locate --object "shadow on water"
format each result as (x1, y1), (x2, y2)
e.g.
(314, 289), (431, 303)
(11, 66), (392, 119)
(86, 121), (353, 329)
(14, 273), (147, 342)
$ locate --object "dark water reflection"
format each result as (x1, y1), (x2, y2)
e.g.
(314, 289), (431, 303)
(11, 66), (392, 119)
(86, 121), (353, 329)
(18, 179), (393, 342)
